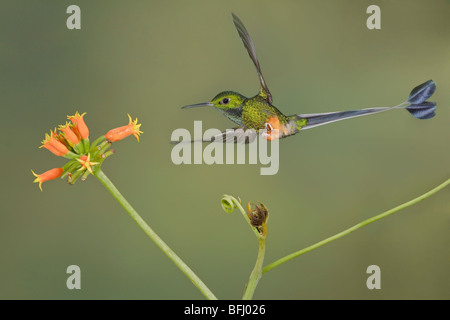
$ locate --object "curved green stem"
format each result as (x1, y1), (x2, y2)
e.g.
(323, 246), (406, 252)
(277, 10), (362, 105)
(221, 195), (262, 239)
(94, 168), (217, 300)
(263, 178), (450, 274)
(242, 238), (266, 300)
(221, 195), (268, 299)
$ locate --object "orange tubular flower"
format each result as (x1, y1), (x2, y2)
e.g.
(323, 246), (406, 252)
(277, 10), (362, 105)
(40, 131), (70, 156)
(59, 122), (80, 146)
(105, 114), (143, 142)
(33, 111), (142, 189)
(32, 168), (63, 191)
(68, 112), (89, 140)
(76, 154), (99, 174)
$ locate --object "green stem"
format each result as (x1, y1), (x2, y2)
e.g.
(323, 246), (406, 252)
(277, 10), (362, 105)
(221, 195), (261, 239)
(262, 178), (450, 274)
(221, 195), (268, 299)
(94, 168), (217, 300)
(89, 135), (106, 152)
(242, 237), (266, 300)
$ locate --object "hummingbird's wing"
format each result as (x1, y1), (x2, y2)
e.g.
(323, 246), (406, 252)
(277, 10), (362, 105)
(171, 127), (258, 144)
(232, 13), (273, 104)
(203, 127), (258, 144)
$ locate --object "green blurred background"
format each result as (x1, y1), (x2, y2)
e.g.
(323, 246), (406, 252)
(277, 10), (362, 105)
(1, 0), (449, 299)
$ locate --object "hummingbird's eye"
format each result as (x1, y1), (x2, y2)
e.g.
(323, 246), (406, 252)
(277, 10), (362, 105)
(220, 97), (230, 105)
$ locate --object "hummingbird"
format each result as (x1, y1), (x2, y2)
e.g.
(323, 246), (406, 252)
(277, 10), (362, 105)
(181, 13), (437, 143)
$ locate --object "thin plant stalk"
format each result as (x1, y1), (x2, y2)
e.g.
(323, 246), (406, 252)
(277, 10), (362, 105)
(262, 178), (450, 274)
(242, 237), (266, 300)
(94, 168), (217, 300)
(221, 195), (268, 299)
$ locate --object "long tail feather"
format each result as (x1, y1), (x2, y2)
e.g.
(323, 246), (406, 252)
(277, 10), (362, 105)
(406, 101), (436, 119)
(292, 80), (437, 130)
(408, 80), (436, 104)
(295, 107), (396, 130)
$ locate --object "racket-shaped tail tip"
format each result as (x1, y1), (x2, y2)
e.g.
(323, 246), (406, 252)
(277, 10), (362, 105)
(406, 101), (437, 119)
(408, 80), (436, 104)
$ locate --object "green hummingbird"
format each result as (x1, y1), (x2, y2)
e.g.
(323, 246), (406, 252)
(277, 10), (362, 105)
(181, 13), (437, 143)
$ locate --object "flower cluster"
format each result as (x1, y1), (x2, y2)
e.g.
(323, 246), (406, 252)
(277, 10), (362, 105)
(32, 112), (143, 190)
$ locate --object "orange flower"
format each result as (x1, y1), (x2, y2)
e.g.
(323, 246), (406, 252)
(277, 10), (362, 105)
(68, 112), (89, 140)
(32, 168), (63, 191)
(59, 122), (80, 146)
(40, 130), (70, 156)
(105, 114), (143, 142)
(76, 153), (99, 174)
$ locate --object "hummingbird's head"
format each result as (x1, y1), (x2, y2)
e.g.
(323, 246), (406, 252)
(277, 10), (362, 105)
(210, 91), (246, 110)
(182, 91), (246, 110)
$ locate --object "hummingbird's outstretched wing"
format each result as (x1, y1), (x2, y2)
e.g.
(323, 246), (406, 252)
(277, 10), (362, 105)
(232, 13), (273, 104)
(206, 127), (258, 144)
(171, 127), (258, 144)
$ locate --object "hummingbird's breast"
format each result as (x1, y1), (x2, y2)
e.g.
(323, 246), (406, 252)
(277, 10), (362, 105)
(242, 99), (288, 130)
(217, 106), (244, 126)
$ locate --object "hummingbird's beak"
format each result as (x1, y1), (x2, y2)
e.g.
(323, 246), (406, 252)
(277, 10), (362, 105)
(181, 102), (214, 109)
